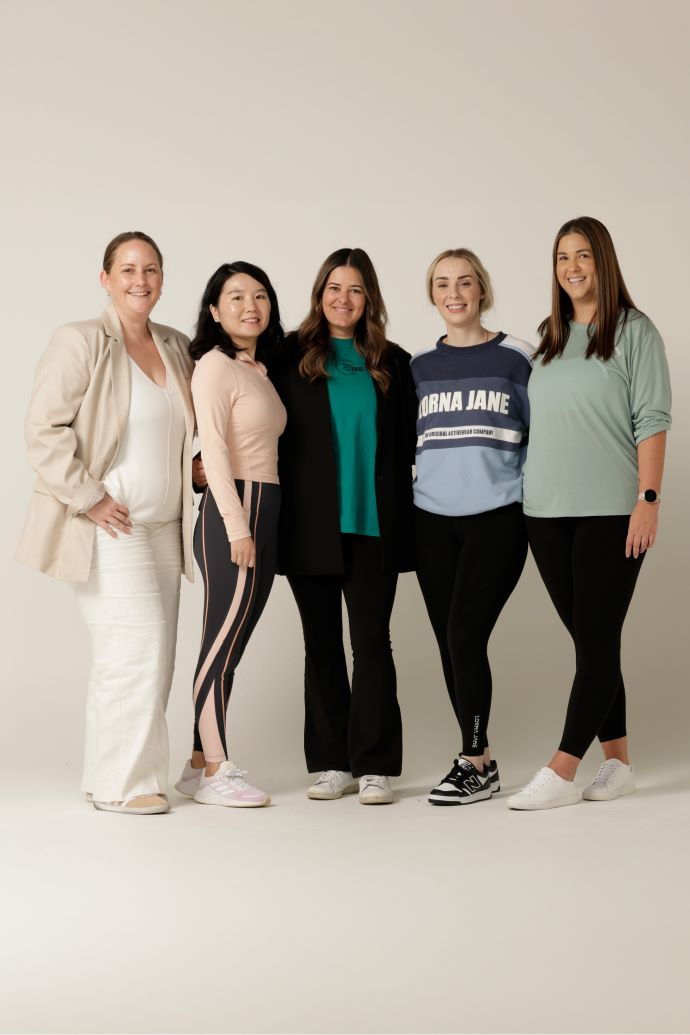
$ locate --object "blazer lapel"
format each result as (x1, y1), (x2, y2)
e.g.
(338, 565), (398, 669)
(102, 305), (130, 460)
(151, 323), (195, 440)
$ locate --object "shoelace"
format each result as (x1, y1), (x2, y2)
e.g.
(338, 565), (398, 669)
(315, 770), (344, 790)
(590, 760), (621, 787)
(520, 770), (553, 796)
(360, 775), (386, 791)
(218, 767), (250, 789)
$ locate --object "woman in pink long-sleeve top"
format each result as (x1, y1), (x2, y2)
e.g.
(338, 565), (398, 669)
(175, 262), (286, 809)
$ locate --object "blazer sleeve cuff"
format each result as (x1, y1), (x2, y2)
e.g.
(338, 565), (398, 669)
(67, 478), (106, 517)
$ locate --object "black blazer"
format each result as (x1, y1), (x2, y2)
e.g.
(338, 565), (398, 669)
(272, 332), (416, 576)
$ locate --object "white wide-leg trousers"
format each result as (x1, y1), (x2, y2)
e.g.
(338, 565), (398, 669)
(74, 521), (182, 802)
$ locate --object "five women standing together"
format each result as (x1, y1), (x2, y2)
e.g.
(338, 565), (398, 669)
(17, 217), (672, 815)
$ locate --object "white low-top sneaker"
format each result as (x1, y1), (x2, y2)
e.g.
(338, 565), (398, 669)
(194, 761), (269, 808)
(307, 770), (358, 800)
(507, 767), (581, 811)
(359, 774), (394, 805)
(175, 758), (203, 798)
(582, 759), (635, 801)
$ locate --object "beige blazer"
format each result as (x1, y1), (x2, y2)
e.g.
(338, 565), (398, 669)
(16, 305), (196, 583)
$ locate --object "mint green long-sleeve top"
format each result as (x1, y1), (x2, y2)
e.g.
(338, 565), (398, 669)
(523, 312), (672, 517)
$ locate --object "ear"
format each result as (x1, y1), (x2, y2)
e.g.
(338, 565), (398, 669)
(209, 304), (220, 325)
(100, 270), (109, 291)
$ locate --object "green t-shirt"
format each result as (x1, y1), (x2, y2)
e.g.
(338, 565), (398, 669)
(523, 312), (672, 517)
(325, 338), (380, 536)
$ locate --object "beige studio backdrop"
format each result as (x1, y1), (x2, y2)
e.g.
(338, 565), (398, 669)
(1, 2), (689, 1033)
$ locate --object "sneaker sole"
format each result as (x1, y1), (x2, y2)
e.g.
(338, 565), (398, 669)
(582, 785), (635, 801)
(428, 786), (493, 806)
(194, 792), (270, 808)
(307, 785), (358, 800)
(359, 795), (394, 805)
(507, 793), (581, 811)
(93, 800), (170, 815)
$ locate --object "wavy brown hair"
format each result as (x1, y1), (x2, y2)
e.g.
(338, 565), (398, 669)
(297, 247), (391, 392)
(536, 216), (637, 364)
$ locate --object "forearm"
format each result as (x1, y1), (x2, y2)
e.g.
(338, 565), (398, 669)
(637, 431), (666, 495)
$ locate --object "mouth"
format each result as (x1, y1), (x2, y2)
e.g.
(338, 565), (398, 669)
(241, 317), (260, 324)
(567, 277), (586, 285)
(446, 303), (467, 312)
(128, 290), (151, 297)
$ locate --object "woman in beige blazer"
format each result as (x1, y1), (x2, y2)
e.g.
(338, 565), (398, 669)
(17, 231), (196, 815)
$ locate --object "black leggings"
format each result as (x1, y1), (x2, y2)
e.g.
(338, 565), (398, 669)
(192, 482), (280, 764)
(287, 534), (401, 777)
(525, 515), (645, 758)
(415, 503), (528, 757)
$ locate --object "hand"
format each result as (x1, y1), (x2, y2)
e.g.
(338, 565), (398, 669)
(231, 536), (255, 568)
(86, 493), (132, 539)
(625, 501), (659, 558)
(192, 455), (207, 488)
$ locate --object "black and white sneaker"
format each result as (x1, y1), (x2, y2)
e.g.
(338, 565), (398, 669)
(487, 759), (500, 794)
(428, 758), (493, 806)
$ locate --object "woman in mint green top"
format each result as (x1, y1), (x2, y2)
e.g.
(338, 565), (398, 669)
(273, 248), (416, 805)
(508, 216), (671, 812)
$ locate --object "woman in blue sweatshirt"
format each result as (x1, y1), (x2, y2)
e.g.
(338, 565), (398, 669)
(411, 248), (534, 805)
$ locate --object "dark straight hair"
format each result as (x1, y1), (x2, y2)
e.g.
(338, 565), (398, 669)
(297, 247), (391, 392)
(189, 262), (284, 364)
(536, 216), (637, 364)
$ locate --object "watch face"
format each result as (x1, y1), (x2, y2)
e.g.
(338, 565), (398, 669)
(643, 489), (658, 503)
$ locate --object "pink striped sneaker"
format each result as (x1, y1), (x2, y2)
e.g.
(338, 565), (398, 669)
(194, 761), (269, 808)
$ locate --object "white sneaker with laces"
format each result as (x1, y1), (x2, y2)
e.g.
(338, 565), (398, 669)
(582, 759), (635, 801)
(175, 758), (203, 798)
(194, 760), (269, 808)
(307, 770), (358, 800)
(507, 767), (581, 811)
(359, 774), (394, 805)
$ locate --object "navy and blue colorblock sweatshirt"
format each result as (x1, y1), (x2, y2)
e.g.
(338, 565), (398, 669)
(410, 332), (535, 517)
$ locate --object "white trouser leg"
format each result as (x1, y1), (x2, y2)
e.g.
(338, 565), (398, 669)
(74, 521), (182, 802)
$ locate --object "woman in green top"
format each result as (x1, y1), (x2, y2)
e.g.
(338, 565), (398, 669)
(273, 248), (416, 805)
(509, 216), (672, 811)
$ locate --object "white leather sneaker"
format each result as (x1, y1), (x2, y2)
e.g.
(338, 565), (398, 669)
(359, 774), (394, 805)
(507, 767), (580, 810)
(582, 759), (635, 801)
(307, 770), (358, 800)
(175, 758), (203, 798)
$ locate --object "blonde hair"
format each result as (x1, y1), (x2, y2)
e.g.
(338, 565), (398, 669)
(426, 248), (494, 313)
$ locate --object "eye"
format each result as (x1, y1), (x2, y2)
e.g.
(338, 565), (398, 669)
(231, 294), (242, 301)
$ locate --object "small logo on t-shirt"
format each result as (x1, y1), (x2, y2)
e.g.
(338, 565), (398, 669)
(335, 358), (364, 375)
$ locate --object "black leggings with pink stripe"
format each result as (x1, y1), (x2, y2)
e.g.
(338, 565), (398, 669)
(192, 481), (280, 764)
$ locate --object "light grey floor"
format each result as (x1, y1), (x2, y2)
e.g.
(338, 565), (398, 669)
(3, 760), (690, 1035)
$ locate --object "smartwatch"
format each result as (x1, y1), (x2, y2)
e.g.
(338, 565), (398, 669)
(638, 490), (660, 503)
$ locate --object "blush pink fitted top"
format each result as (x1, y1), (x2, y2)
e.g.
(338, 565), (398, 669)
(191, 348), (287, 542)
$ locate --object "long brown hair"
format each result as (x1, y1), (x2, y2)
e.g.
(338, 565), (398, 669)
(536, 216), (637, 363)
(297, 247), (390, 392)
